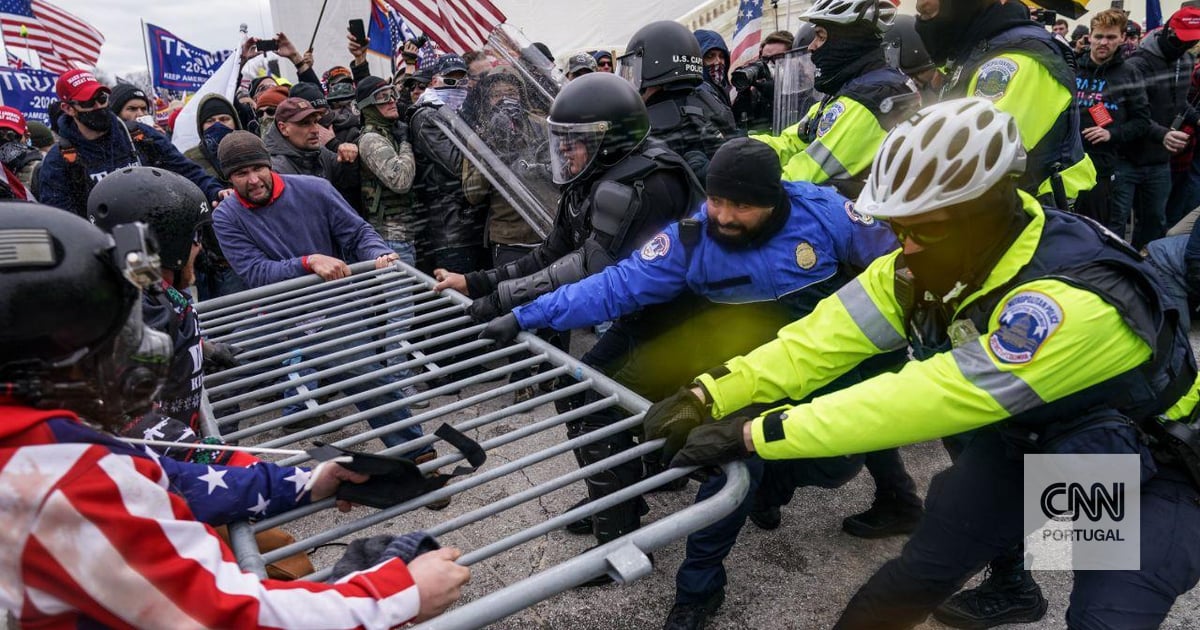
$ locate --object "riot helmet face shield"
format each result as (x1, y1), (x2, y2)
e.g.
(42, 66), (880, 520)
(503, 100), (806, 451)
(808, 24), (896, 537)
(771, 49), (819, 135)
(547, 119), (608, 184)
(617, 52), (643, 91)
(85, 301), (172, 425)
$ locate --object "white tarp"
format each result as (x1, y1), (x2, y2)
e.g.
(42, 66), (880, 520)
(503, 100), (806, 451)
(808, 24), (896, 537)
(270, 0), (711, 80)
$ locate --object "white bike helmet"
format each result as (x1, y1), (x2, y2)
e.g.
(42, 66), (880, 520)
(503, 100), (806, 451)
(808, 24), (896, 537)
(857, 98), (1027, 219)
(800, 0), (897, 31)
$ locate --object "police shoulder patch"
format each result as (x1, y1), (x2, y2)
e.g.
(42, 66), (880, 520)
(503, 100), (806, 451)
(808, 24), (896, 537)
(795, 242), (817, 270)
(987, 291), (1063, 365)
(974, 58), (1018, 101)
(816, 102), (846, 138)
(845, 200), (875, 225)
(640, 232), (671, 261)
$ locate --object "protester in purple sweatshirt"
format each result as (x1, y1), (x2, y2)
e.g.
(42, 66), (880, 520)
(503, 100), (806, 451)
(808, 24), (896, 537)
(209, 131), (446, 469)
(212, 130), (398, 288)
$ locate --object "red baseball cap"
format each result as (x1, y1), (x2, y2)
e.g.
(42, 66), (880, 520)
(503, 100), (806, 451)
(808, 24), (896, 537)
(0, 106), (27, 135)
(1170, 7), (1200, 42)
(55, 69), (109, 103)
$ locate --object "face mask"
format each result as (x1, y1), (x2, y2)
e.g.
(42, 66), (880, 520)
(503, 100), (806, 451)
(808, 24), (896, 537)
(901, 195), (1025, 298)
(706, 62), (728, 87)
(435, 87), (468, 112)
(75, 107), (112, 133)
(203, 122), (233, 174)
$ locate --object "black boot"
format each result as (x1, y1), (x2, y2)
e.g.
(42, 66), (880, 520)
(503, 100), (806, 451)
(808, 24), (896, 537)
(933, 553), (1048, 629)
(841, 491), (924, 539)
(662, 590), (725, 630)
(748, 492), (782, 530)
(562, 496), (649, 535)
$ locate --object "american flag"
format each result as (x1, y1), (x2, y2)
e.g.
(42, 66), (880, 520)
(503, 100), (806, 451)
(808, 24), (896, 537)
(0, 0), (103, 75)
(729, 0), (763, 71)
(381, 0), (505, 54)
(5, 50), (22, 68)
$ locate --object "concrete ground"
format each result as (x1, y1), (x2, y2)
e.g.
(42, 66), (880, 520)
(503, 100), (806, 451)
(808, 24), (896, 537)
(246, 329), (1200, 630)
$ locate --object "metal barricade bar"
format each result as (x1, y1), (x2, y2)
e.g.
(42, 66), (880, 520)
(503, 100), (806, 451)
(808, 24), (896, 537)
(196, 260), (748, 629)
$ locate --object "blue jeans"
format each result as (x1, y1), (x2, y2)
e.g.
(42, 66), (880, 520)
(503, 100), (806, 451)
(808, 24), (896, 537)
(1110, 161), (1172, 249)
(675, 454), (865, 604)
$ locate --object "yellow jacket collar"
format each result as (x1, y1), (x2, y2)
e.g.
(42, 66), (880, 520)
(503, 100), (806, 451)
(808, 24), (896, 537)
(954, 191), (1045, 315)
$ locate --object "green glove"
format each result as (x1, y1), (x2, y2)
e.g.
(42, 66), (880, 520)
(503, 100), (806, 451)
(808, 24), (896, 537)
(643, 387), (712, 460)
(669, 417), (749, 468)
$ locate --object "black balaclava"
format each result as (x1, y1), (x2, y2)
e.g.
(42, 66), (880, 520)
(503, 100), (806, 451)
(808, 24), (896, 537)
(914, 0), (990, 64)
(1161, 29), (1198, 61)
(811, 23), (886, 94)
(75, 107), (113, 133)
(903, 180), (1029, 298)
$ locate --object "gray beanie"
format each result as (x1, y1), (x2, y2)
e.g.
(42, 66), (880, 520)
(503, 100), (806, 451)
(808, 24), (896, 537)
(217, 130), (272, 179)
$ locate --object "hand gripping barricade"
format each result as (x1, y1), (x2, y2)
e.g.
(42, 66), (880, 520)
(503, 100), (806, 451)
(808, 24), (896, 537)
(194, 260), (749, 629)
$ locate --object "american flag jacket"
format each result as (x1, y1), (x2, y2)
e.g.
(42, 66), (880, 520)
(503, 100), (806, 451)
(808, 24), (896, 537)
(0, 404), (420, 628)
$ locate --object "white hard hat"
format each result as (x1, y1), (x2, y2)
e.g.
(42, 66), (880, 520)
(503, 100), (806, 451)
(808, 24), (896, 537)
(800, 0), (897, 31)
(857, 98), (1027, 219)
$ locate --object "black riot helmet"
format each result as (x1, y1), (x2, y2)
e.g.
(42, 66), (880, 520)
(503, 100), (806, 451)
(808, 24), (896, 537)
(546, 72), (650, 185)
(87, 167), (207, 273)
(618, 20), (704, 91)
(883, 15), (935, 76)
(0, 205), (172, 425)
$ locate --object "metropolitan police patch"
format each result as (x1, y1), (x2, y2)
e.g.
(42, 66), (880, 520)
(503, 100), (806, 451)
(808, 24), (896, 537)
(974, 58), (1018, 101)
(988, 291), (1063, 365)
(816, 102), (845, 138)
(640, 232), (671, 261)
(845, 200), (875, 225)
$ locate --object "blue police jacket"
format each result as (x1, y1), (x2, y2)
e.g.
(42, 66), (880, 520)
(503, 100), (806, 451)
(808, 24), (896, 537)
(513, 180), (898, 332)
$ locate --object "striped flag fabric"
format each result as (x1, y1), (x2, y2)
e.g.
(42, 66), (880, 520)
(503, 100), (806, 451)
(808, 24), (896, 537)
(5, 50), (23, 68)
(31, 0), (103, 70)
(729, 0), (764, 71)
(0, 0), (102, 75)
(382, 0), (506, 54)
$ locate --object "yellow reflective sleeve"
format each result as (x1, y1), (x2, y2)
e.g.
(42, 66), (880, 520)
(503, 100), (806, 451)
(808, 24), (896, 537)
(968, 53), (1068, 154)
(1036, 154), (1098, 200)
(697, 252), (907, 419)
(1165, 374), (1200, 421)
(779, 97), (887, 184)
(751, 278), (1152, 459)
(749, 102), (818, 164)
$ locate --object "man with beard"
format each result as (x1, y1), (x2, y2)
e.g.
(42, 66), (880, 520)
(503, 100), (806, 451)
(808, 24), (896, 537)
(913, 0), (1096, 209)
(477, 138), (899, 629)
(753, 0), (916, 199)
(643, 98), (1199, 630)
(38, 70), (226, 217)
(433, 72), (703, 556)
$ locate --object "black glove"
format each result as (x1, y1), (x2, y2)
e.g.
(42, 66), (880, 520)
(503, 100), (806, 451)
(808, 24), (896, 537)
(479, 312), (522, 344)
(203, 340), (243, 372)
(391, 120), (410, 145)
(643, 387), (712, 461)
(669, 416), (750, 468)
(466, 292), (503, 323)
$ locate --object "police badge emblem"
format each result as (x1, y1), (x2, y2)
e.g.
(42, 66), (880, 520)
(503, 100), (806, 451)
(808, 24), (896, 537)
(795, 242), (817, 270)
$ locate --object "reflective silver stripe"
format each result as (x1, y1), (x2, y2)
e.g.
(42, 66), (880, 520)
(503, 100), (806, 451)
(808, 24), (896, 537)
(952, 342), (1046, 415)
(838, 278), (907, 351)
(807, 141), (851, 180)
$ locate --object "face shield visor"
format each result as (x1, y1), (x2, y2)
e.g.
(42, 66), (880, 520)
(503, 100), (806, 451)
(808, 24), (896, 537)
(616, 52), (642, 91)
(771, 49), (818, 135)
(547, 119), (609, 184)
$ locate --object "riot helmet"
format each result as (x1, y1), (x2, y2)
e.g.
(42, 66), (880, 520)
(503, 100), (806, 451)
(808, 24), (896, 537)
(883, 15), (935, 76)
(87, 167), (208, 273)
(546, 72), (649, 184)
(0, 205), (172, 426)
(618, 21), (704, 91)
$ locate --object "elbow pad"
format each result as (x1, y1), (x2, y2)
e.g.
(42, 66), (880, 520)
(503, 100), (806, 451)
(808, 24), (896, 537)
(496, 250), (588, 311)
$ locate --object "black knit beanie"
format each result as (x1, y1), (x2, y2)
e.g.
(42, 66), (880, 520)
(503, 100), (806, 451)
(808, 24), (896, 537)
(197, 97), (236, 125)
(109, 83), (149, 114)
(706, 137), (784, 207)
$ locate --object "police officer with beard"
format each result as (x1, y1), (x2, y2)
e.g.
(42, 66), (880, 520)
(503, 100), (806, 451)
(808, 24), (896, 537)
(434, 72), (703, 552)
(618, 21), (734, 179)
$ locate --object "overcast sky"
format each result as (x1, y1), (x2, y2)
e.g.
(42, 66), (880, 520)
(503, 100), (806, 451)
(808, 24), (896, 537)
(53, 0), (276, 76)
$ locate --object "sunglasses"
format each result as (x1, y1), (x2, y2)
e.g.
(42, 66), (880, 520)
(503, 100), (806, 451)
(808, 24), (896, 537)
(72, 91), (110, 109)
(597, 60), (613, 67)
(256, 106), (277, 117)
(889, 220), (954, 247)
(441, 75), (468, 88)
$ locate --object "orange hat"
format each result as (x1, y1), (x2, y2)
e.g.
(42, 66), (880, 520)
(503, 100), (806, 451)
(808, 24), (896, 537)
(255, 85), (290, 110)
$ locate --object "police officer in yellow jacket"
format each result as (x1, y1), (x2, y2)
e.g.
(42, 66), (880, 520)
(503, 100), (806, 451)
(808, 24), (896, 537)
(915, 0), (1096, 205)
(643, 99), (1200, 629)
(753, 0), (917, 197)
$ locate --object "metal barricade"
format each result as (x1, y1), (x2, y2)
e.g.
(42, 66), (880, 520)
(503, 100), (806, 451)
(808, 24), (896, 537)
(196, 260), (749, 629)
